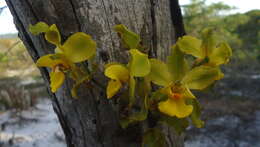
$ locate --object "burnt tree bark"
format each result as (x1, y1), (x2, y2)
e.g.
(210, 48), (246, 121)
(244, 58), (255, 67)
(6, 0), (186, 146)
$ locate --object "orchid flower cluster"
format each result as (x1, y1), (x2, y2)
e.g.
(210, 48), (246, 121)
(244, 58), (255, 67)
(30, 22), (232, 145)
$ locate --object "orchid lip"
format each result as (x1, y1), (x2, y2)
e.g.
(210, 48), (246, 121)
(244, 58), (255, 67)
(53, 64), (69, 72)
(170, 93), (182, 100)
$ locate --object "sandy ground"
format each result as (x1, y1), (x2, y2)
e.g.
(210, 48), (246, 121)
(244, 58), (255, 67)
(0, 99), (66, 147)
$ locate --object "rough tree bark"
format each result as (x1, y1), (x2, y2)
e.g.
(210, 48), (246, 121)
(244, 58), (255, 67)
(6, 0), (186, 146)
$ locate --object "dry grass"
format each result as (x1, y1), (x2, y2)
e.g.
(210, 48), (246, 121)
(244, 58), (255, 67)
(0, 38), (44, 110)
(0, 38), (40, 78)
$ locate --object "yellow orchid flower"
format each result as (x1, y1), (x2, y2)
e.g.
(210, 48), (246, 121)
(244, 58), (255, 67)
(147, 46), (223, 118)
(36, 53), (73, 93)
(30, 22), (96, 93)
(29, 22), (61, 47)
(114, 24), (141, 49)
(105, 49), (151, 99)
(105, 64), (130, 98)
(177, 28), (232, 67)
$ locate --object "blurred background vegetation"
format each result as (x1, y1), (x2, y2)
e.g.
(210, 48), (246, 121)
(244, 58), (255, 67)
(0, 36), (45, 111)
(0, 20), (45, 111)
(183, 0), (260, 61)
(181, 1), (260, 146)
(181, 0), (260, 121)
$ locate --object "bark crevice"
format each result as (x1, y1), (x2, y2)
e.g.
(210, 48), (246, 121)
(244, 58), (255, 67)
(68, 0), (82, 31)
(52, 92), (74, 147)
(24, 0), (40, 22)
(100, 0), (116, 61)
(149, 0), (158, 58)
(169, 0), (186, 38)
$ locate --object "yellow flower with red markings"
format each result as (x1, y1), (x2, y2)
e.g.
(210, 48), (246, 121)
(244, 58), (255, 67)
(30, 22), (96, 93)
(148, 45), (223, 118)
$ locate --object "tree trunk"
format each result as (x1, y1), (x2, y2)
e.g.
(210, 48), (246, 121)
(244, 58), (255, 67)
(6, 0), (185, 146)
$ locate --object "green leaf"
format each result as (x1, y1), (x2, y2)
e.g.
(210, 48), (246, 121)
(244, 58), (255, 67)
(167, 45), (189, 82)
(71, 74), (90, 98)
(177, 35), (203, 58)
(119, 108), (148, 129)
(137, 77), (151, 100)
(186, 99), (204, 128)
(129, 76), (136, 107)
(63, 32), (97, 63)
(160, 115), (189, 135)
(0, 53), (8, 62)
(120, 96), (148, 129)
(45, 24), (61, 46)
(142, 128), (166, 147)
(147, 58), (172, 86)
(182, 66), (224, 90)
(114, 24), (141, 49)
(129, 49), (151, 77)
(29, 22), (49, 35)
(150, 90), (168, 103)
